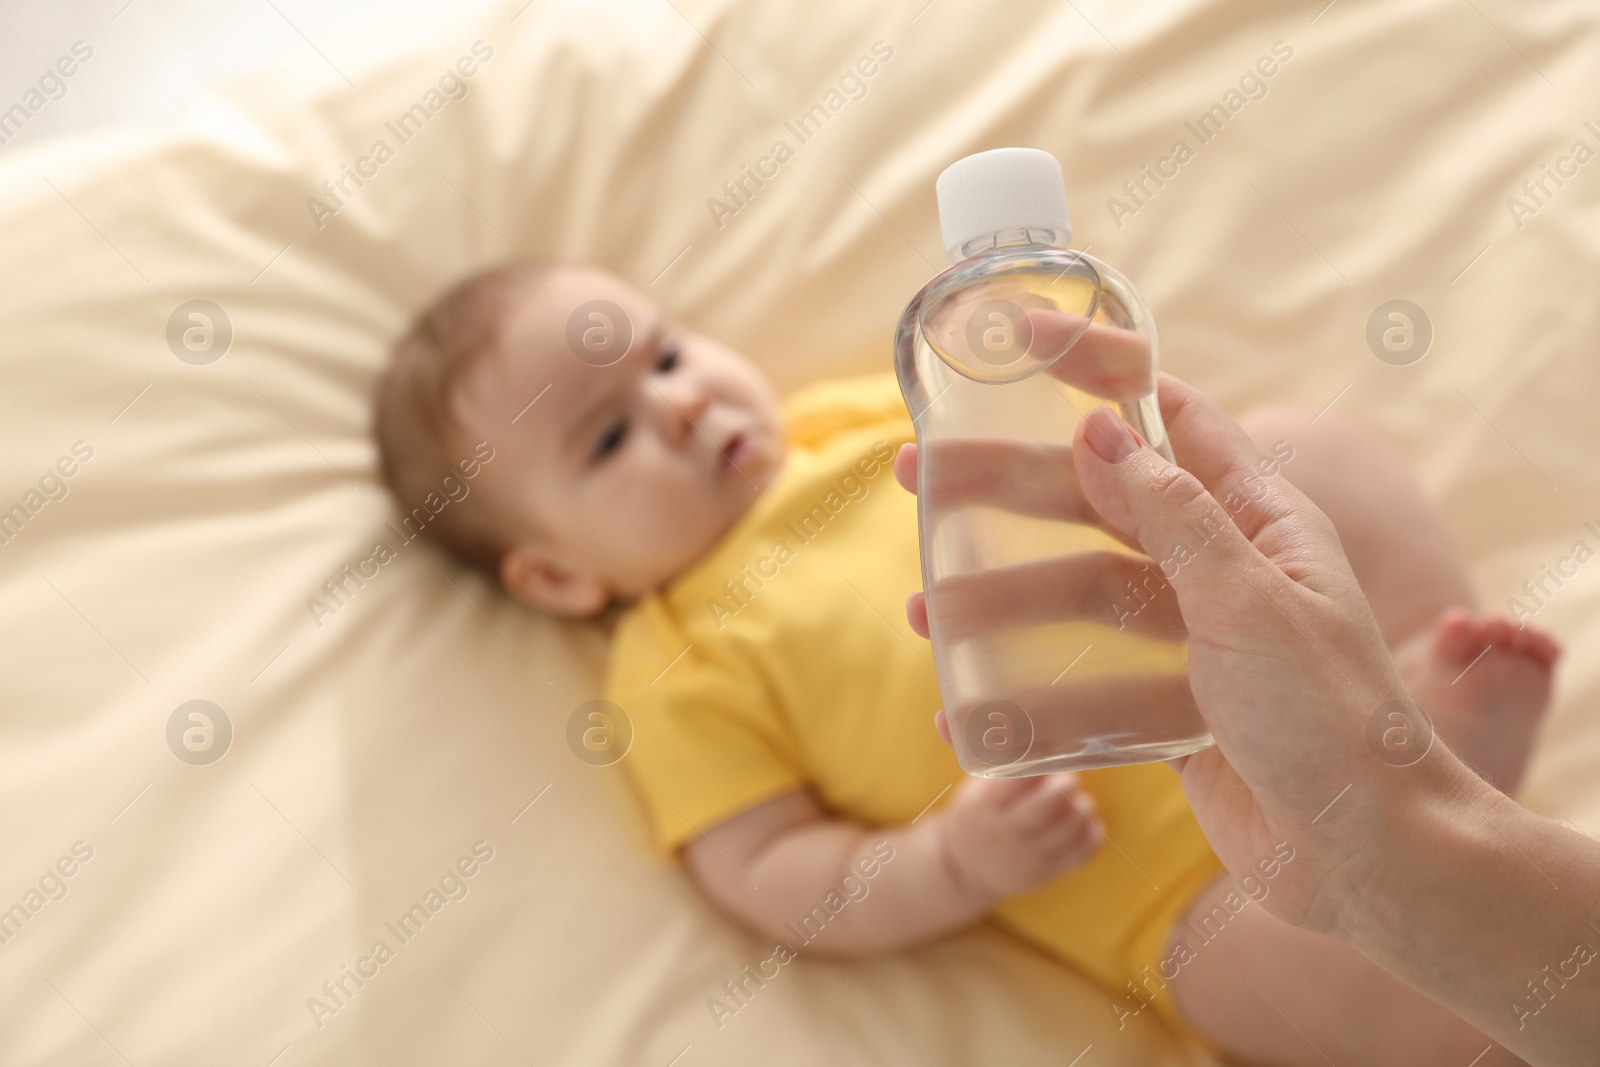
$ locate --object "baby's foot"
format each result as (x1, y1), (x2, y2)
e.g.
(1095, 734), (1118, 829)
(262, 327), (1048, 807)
(1392, 608), (1560, 794)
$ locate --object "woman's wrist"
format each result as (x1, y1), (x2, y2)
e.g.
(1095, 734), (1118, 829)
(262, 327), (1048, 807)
(1326, 745), (1597, 1059)
(1333, 747), (1496, 951)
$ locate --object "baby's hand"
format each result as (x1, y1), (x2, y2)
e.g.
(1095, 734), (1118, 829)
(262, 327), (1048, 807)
(935, 772), (1103, 905)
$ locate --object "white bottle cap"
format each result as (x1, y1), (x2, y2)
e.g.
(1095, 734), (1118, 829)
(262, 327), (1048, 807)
(935, 148), (1073, 265)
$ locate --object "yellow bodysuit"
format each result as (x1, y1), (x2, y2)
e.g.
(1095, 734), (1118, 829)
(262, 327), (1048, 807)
(604, 373), (1222, 1037)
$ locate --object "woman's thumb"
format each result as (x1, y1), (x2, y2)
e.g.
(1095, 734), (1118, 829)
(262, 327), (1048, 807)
(1073, 404), (1260, 600)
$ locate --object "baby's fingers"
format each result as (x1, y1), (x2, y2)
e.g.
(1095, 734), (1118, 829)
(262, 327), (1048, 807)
(950, 769), (1043, 817)
(1009, 773), (1091, 833)
(1040, 817), (1103, 873)
(1039, 777), (1104, 853)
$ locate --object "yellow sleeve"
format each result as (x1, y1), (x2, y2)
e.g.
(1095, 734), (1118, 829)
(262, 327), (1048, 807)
(605, 604), (807, 852)
(780, 373), (907, 449)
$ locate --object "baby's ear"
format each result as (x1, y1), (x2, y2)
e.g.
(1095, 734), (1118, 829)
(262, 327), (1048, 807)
(500, 543), (610, 617)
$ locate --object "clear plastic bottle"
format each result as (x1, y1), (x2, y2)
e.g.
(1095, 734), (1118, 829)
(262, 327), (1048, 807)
(894, 148), (1213, 777)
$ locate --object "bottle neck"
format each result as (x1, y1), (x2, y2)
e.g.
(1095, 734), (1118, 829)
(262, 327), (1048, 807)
(958, 225), (1067, 260)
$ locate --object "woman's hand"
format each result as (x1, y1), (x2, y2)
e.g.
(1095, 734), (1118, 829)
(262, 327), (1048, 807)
(900, 372), (1600, 1061)
(899, 372), (1432, 935)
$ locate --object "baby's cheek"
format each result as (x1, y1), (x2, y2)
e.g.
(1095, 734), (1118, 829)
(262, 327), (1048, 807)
(629, 474), (702, 542)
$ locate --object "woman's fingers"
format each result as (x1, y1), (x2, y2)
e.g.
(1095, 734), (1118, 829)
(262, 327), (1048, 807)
(896, 374), (1328, 641)
(920, 289), (1153, 401)
(894, 442), (918, 495)
(906, 437), (1089, 521)
(906, 591), (929, 639)
(1029, 308), (1154, 403)
(950, 672), (1200, 771)
(893, 439), (1142, 553)
(1071, 404), (1266, 605)
(1074, 375), (1345, 597)
(927, 551), (1186, 642)
(898, 531), (1185, 643)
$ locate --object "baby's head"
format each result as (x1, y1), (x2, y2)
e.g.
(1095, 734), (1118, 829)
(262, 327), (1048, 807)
(375, 262), (784, 617)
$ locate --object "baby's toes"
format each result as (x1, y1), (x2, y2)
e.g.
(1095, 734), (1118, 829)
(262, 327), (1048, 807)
(1485, 617), (1520, 648)
(1513, 625), (1562, 668)
(1433, 609), (1482, 660)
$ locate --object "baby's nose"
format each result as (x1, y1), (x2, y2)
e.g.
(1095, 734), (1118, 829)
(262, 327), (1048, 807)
(654, 376), (710, 437)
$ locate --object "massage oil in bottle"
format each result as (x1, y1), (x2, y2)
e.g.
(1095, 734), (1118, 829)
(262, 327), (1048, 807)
(893, 148), (1212, 776)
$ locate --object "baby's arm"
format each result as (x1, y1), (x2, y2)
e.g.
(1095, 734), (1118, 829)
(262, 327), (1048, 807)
(682, 772), (1102, 956)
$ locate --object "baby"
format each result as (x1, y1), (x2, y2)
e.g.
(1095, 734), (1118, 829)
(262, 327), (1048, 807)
(375, 261), (1559, 1066)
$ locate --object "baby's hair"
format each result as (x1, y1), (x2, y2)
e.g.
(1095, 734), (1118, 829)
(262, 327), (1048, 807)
(373, 261), (549, 577)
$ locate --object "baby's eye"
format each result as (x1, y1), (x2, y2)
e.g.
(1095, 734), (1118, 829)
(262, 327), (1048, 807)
(593, 418), (629, 461)
(656, 342), (680, 373)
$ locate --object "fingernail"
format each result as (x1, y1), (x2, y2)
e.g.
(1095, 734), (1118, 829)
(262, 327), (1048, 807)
(1084, 406), (1141, 463)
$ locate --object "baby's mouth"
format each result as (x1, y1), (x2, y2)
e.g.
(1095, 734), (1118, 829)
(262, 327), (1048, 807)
(721, 430), (758, 478)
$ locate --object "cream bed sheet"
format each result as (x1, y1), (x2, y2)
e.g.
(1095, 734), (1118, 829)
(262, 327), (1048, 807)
(2, 1), (1598, 1064)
